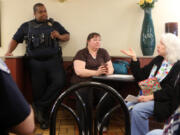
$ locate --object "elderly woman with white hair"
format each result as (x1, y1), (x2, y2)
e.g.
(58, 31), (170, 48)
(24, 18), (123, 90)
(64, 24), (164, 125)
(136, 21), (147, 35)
(121, 33), (180, 135)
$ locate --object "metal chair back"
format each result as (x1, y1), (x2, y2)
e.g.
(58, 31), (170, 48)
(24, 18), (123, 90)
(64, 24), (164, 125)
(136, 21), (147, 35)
(49, 81), (131, 135)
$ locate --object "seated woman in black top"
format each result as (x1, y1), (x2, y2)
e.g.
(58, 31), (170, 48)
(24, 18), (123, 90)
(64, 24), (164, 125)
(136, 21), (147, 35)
(121, 33), (180, 135)
(146, 73), (180, 135)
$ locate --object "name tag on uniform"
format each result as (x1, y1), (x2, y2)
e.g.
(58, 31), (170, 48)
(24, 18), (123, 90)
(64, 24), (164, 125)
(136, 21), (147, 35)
(0, 59), (10, 74)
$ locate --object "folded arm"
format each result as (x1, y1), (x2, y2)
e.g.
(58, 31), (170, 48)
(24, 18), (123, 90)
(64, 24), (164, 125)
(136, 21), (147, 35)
(74, 60), (113, 77)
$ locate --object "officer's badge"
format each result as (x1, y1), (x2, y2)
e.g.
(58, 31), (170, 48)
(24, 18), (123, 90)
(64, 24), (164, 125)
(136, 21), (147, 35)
(0, 58), (10, 74)
(48, 22), (53, 27)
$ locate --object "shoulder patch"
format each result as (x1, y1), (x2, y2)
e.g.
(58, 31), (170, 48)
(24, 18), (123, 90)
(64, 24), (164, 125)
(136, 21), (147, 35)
(0, 59), (10, 74)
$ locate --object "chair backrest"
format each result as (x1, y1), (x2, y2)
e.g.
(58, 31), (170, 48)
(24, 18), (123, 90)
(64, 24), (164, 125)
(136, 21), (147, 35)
(49, 81), (131, 135)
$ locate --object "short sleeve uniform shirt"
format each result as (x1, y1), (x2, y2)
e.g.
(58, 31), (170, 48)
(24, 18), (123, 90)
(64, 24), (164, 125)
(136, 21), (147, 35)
(0, 59), (30, 135)
(13, 19), (69, 44)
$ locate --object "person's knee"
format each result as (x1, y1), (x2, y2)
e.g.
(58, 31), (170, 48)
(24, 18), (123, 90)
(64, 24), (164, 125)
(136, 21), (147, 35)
(131, 105), (145, 117)
(146, 129), (163, 135)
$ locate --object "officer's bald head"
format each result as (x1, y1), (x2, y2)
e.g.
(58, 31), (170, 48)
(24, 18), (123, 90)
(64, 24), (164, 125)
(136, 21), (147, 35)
(33, 3), (44, 13)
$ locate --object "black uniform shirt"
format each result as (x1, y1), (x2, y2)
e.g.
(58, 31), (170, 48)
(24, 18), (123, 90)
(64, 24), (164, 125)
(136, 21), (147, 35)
(0, 59), (30, 135)
(13, 19), (69, 43)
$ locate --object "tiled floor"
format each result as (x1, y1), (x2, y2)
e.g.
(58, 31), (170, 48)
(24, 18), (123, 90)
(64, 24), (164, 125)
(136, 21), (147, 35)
(9, 107), (163, 135)
(35, 109), (76, 135)
(34, 108), (125, 135)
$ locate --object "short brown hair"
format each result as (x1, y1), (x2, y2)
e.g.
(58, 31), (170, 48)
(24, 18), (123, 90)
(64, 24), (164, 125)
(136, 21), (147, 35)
(86, 32), (101, 46)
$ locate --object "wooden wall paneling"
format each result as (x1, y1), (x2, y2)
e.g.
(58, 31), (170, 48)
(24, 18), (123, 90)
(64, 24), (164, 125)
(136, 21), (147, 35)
(5, 58), (25, 92)
(5, 58), (32, 103)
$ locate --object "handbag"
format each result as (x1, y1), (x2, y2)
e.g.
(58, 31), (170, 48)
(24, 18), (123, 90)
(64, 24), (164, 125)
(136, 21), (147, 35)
(112, 60), (129, 74)
(138, 61), (173, 96)
(138, 77), (161, 96)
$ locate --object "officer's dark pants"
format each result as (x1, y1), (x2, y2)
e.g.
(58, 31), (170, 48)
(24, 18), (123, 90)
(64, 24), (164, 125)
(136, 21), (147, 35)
(76, 87), (115, 134)
(28, 55), (65, 120)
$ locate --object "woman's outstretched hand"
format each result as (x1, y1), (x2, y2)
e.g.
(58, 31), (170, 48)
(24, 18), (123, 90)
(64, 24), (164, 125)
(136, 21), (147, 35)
(120, 48), (137, 61)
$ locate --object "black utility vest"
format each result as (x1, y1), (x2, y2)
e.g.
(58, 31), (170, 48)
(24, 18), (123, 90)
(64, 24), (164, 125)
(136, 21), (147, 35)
(25, 20), (61, 58)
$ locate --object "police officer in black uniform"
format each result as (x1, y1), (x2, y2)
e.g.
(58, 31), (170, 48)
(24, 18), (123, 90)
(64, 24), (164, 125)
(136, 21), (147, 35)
(5, 3), (70, 129)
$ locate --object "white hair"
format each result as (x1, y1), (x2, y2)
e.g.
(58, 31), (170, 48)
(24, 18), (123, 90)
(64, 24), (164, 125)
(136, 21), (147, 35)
(161, 33), (180, 64)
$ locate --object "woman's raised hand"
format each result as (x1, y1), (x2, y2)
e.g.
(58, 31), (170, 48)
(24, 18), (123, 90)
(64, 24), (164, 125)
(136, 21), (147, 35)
(120, 48), (136, 57)
(120, 48), (137, 61)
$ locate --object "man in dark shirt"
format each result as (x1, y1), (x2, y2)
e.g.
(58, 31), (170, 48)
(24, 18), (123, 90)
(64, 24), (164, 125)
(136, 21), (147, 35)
(5, 3), (70, 129)
(0, 59), (34, 135)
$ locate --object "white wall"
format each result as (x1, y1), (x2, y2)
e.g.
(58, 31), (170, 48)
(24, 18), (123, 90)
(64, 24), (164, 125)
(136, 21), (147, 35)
(0, 0), (180, 57)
